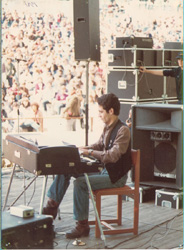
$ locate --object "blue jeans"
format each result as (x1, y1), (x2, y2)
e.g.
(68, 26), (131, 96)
(47, 169), (128, 221)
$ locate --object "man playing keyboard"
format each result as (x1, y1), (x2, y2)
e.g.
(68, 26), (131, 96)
(42, 93), (131, 239)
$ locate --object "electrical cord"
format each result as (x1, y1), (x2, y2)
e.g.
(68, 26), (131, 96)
(110, 211), (183, 249)
(138, 211), (183, 249)
(120, 42), (130, 84)
(148, 211), (183, 249)
(138, 61), (159, 98)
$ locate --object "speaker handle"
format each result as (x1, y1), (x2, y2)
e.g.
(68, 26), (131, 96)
(77, 18), (86, 23)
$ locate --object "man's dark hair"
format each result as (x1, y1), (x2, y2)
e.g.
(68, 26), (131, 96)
(97, 93), (120, 115)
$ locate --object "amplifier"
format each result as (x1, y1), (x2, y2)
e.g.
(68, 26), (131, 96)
(107, 69), (164, 101)
(116, 36), (153, 48)
(108, 48), (162, 68)
(163, 49), (183, 67)
(164, 75), (178, 100)
(2, 211), (54, 249)
(164, 42), (182, 49)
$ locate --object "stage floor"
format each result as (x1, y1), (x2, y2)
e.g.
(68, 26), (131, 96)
(1, 165), (183, 250)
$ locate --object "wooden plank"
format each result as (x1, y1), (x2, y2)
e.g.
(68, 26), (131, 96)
(2, 168), (183, 249)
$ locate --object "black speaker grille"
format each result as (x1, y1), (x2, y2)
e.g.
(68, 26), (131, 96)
(154, 142), (176, 173)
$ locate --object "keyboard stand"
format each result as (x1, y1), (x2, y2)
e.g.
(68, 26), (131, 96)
(84, 173), (107, 248)
(3, 165), (39, 210)
(3, 164), (16, 211)
(39, 175), (48, 214)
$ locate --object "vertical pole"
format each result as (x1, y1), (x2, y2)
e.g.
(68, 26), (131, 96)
(85, 60), (90, 146)
(16, 60), (20, 133)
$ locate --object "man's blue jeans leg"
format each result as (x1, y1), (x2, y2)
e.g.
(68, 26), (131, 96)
(47, 174), (71, 204)
(73, 171), (128, 221)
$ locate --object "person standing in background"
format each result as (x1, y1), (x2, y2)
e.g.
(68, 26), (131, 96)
(139, 53), (183, 104)
(126, 108), (132, 129)
(61, 93), (81, 131)
(4, 57), (16, 88)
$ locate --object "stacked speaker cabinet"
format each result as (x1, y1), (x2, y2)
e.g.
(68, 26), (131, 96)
(73, 0), (100, 61)
(107, 69), (164, 102)
(132, 103), (183, 190)
(107, 40), (182, 122)
(107, 40), (183, 190)
(162, 43), (182, 101)
(108, 48), (163, 68)
(107, 46), (165, 122)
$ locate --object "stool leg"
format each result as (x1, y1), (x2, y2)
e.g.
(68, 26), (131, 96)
(117, 195), (122, 225)
(134, 194), (139, 234)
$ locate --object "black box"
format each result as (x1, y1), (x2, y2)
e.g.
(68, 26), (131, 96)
(108, 48), (162, 68)
(155, 188), (183, 209)
(108, 48), (143, 68)
(107, 69), (164, 101)
(139, 185), (158, 203)
(164, 42), (182, 49)
(2, 211), (54, 249)
(123, 184), (157, 203)
(116, 36), (153, 48)
(164, 75), (177, 99)
(163, 49), (182, 67)
(73, 0), (100, 61)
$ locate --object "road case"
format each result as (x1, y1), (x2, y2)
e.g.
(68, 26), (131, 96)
(2, 211), (54, 249)
(107, 69), (164, 101)
(155, 188), (183, 209)
(108, 48), (162, 68)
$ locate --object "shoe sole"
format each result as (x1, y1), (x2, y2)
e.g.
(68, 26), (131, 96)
(65, 230), (90, 239)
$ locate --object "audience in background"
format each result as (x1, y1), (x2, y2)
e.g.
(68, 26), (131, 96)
(1, 0), (183, 132)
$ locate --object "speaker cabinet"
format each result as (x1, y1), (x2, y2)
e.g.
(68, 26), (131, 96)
(107, 69), (164, 101)
(108, 48), (143, 68)
(142, 50), (162, 67)
(132, 103), (183, 190)
(163, 49), (182, 67)
(152, 132), (177, 179)
(73, 0), (100, 61)
(164, 75), (177, 99)
(108, 48), (162, 68)
(116, 36), (153, 48)
(119, 101), (163, 123)
(164, 42), (183, 50)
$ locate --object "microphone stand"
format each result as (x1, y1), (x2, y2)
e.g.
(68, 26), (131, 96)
(15, 58), (27, 205)
(85, 59), (90, 146)
(16, 58), (20, 133)
(14, 58), (27, 133)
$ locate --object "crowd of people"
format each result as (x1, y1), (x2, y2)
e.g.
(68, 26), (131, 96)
(1, 0), (183, 133)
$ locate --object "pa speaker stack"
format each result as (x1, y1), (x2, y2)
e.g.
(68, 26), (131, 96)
(132, 103), (182, 190)
(107, 38), (182, 122)
(107, 39), (182, 190)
